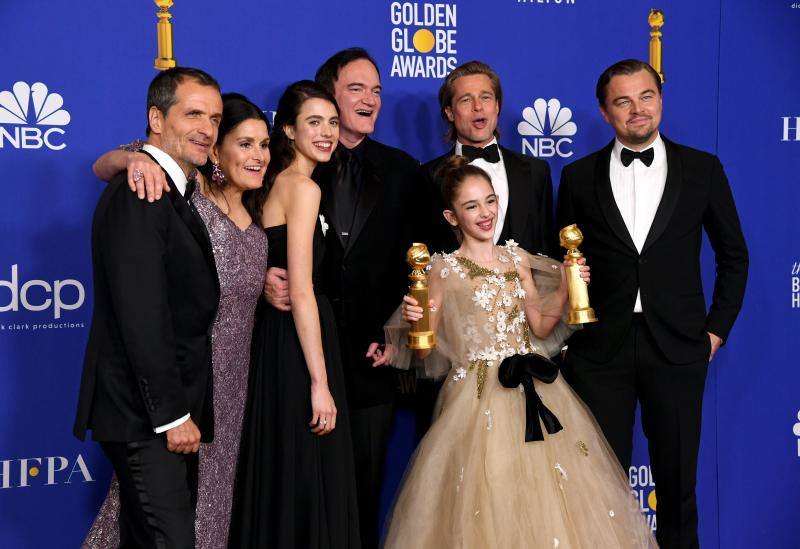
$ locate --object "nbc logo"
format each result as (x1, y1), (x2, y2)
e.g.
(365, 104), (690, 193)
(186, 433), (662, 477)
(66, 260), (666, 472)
(518, 98), (577, 158)
(0, 81), (70, 150)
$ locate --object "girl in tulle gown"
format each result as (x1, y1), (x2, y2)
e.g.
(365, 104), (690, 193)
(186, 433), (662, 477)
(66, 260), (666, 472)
(382, 156), (657, 548)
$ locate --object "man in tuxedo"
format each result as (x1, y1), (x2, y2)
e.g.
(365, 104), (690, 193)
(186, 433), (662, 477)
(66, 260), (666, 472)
(265, 48), (430, 549)
(424, 60), (555, 256)
(74, 68), (222, 548)
(557, 59), (748, 549)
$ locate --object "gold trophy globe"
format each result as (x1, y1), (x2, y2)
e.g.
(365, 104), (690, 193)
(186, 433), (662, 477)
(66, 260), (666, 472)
(406, 243), (436, 350)
(559, 225), (598, 325)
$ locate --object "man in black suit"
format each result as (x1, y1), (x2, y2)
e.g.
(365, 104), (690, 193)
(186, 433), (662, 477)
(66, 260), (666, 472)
(265, 48), (430, 549)
(74, 68), (222, 548)
(424, 60), (555, 256)
(557, 59), (748, 549)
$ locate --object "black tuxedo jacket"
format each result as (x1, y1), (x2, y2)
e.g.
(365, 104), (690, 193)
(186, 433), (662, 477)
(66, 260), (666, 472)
(557, 136), (748, 364)
(74, 163), (219, 442)
(315, 137), (432, 408)
(423, 144), (555, 256)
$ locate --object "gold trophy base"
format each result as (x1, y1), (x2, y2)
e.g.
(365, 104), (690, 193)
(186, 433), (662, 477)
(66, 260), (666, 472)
(408, 331), (437, 350)
(568, 308), (598, 325)
(155, 58), (177, 70)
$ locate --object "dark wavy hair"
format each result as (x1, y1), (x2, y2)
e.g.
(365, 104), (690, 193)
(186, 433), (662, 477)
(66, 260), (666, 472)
(198, 93), (270, 194)
(595, 59), (662, 106)
(245, 80), (338, 221)
(315, 47), (380, 96)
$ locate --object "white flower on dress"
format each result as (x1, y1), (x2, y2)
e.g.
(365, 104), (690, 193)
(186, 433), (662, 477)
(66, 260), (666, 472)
(514, 279), (527, 299)
(319, 214), (329, 236)
(440, 267), (450, 279)
(505, 239), (519, 248)
(452, 367), (467, 382)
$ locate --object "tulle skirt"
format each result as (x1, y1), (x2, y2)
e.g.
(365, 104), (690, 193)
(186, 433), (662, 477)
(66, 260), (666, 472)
(382, 366), (657, 549)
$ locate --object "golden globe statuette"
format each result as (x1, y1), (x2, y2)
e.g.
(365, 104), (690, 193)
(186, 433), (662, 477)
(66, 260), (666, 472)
(406, 243), (436, 350)
(559, 225), (598, 325)
(648, 9), (665, 83)
(154, 0), (177, 71)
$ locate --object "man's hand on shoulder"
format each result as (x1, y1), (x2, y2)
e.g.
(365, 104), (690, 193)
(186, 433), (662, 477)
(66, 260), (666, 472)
(125, 152), (169, 202)
(165, 418), (201, 454)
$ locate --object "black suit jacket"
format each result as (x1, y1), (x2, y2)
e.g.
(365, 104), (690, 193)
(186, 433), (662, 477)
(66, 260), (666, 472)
(74, 162), (219, 442)
(315, 137), (432, 408)
(557, 136), (748, 364)
(423, 144), (555, 256)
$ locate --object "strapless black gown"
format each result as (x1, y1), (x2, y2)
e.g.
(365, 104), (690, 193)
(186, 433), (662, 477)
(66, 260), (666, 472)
(229, 221), (360, 549)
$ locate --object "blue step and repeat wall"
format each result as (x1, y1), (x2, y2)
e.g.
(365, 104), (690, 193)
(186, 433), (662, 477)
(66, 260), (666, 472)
(1, 1), (798, 547)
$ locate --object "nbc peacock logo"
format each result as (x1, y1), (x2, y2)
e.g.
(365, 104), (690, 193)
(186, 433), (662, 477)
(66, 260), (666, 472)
(0, 81), (70, 151)
(518, 98), (577, 158)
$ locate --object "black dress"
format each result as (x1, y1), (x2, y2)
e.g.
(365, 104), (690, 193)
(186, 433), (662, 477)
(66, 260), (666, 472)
(229, 221), (360, 548)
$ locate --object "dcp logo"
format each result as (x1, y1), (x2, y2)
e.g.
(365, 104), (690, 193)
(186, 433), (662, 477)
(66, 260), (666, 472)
(518, 98), (577, 158)
(0, 81), (70, 151)
(0, 264), (85, 319)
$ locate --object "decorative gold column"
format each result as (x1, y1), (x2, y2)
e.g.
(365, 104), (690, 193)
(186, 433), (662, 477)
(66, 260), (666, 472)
(154, 0), (177, 70)
(648, 9), (665, 83)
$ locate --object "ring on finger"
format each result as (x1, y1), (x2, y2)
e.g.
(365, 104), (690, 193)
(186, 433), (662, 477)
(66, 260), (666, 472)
(132, 169), (144, 182)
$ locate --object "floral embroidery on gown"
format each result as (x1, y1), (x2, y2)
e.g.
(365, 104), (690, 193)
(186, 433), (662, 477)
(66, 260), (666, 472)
(383, 243), (657, 549)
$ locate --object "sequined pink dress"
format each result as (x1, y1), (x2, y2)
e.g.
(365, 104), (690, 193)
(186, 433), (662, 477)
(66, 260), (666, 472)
(82, 188), (267, 548)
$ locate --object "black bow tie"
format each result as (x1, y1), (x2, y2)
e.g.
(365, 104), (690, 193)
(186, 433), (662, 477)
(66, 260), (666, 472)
(185, 171), (198, 200)
(461, 143), (500, 163)
(620, 147), (655, 167)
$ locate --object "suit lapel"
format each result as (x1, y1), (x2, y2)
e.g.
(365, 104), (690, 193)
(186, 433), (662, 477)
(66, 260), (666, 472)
(316, 162), (347, 250)
(346, 140), (380, 255)
(138, 150), (217, 277)
(641, 136), (682, 253)
(594, 141), (638, 253)
(499, 146), (531, 241)
(166, 182), (218, 279)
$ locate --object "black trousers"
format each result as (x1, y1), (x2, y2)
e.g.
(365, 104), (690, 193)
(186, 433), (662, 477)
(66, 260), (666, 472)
(349, 402), (394, 549)
(101, 438), (199, 549)
(563, 315), (708, 549)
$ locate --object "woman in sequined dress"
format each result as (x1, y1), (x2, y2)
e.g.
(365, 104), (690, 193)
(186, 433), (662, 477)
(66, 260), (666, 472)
(382, 156), (657, 548)
(227, 81), (360, 549)
(83, 94), (269, 549)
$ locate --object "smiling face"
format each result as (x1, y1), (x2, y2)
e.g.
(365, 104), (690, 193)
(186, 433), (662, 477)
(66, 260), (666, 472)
(212, 118), (270, 191)
(445, 74), (500, 148)
(332, 58), (381, 147)
(444, 174), (498, 242)
(284, 97), (339, 164)
(148, 80), (223, 175)
(600, 69), (662, 149)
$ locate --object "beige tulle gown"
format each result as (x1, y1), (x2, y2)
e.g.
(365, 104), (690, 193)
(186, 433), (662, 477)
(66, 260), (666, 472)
(383, 243), (657, 549)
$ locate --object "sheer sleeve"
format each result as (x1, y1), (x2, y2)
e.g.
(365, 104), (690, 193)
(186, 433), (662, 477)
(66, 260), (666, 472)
(512, 246), (577, 358)
(384, 255), (455, 380)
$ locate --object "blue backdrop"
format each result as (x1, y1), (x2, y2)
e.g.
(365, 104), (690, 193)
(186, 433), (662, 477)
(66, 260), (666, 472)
(1, 1), (797, 547)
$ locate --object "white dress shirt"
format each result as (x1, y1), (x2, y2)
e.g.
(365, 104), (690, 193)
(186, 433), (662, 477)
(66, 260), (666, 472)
(609, 133), (668, 312)
(455, 138), (509, 244)
(141, 143), (191, 433)
(141, 143), (190, 197)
